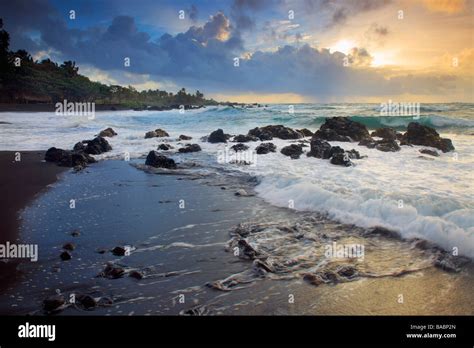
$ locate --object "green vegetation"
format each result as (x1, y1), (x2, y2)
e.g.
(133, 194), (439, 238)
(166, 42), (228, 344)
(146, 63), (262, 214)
(0, 19), (218, 108)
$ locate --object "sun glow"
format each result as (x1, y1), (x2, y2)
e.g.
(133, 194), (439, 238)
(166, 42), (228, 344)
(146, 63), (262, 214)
(329, 39), (356, 55)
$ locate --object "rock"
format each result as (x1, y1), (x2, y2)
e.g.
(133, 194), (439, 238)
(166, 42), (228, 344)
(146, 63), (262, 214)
(43, 295), (65, 311)
(83, 136), (112, 155)
(329, 146), (345, 157)
(371, 127), (398, 140)
(330, 153), (352, 166)
(62, 242), (75, 251)
(255, 142), (276, 154)
(298, 128), (313, 137)
(99, 127), (117, 137)
(314, 117), (370, 142)
(179, 134), (192, 140)
(303, 273), (325, 286)
(235, 189), (252, 196)
(45, 147), (96, 168)
(359, 138), (400, 152)
(400, 122), (454, 152)
(375, 139), (400, 152)
(111, 246), (127, 256)
(60, 251), (72, 261)
(129, 270), (144, 279)
(336, 265), (357, 278)
(346, 149), (362, 159)
(230, 143), (249, 152)
(101, 263), (125, 279)
(157, 143), (173, 151)
(233, 134), (258, 142)
(178, 144), (202, 153)
(307, 138), (332, 159)
(434, 254), (470, 273)
(248, 125), (303, 140)
(280, 144), (303, 159)
(78, 294), (97, 309)
(419, 149), (439, 157)
(145, 151), (177, 169)
(237, 239), (259, 259)
(208, 129), (228, 143)
(73, 142), (86, 151)
(145, 128), (169, 138)
(71, 229), (80, 237)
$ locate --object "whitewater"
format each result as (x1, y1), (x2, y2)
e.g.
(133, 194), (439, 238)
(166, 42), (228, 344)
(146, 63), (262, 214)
(0, 103), (473, 257)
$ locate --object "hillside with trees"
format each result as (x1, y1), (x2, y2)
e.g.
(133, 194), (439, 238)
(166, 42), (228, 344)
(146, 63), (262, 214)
(0, 18), (218, 109)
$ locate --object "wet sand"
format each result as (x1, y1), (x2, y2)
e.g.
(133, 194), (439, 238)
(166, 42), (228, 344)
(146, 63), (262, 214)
(0, 151), (67, 290)
(0, 159), (472, 315)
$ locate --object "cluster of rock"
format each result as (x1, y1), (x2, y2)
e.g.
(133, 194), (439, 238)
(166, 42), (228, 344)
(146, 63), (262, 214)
(145, 128), (169, 139)
(45, 129), (114, 169)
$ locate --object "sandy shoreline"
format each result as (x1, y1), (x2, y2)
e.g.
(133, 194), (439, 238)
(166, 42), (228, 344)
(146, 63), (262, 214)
(0, 151), (67, 290)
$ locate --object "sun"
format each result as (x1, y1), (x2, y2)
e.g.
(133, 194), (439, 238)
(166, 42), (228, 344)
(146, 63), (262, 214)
(329, 39), (356, 55)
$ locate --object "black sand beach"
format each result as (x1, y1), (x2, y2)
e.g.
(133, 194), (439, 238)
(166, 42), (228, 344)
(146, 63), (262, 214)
(0, 151), (67, 291)
(1, 158), (473, 316)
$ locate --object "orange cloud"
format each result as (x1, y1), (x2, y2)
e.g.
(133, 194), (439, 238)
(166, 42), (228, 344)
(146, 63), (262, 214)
(422, 0), (466, 13)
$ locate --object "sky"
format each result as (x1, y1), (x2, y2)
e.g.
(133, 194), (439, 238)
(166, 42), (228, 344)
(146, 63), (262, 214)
(1, 0), (473, 102)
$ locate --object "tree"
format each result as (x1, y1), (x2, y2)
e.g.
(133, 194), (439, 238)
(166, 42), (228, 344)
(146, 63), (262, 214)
(60, 60), (79, 77)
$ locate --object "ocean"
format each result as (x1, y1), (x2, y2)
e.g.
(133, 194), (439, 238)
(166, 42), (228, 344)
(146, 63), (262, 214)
(0, 103), (473, 258)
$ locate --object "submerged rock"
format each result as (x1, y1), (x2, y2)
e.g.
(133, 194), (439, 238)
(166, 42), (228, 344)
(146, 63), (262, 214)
(314, 117), (371, 142)
(100, 263), (125, 279)
(78, 294), (97, 309)
(255, 142), (276, 154)
(98, 127), (117, 137)
(400, 122), (454, 152)
(280, 144), (303, 159)
(145, 151), (177, 169)
(419, 148), (439, 157)
(129, 270), (144, 279)
(62, 242), (75, 251)
(178, 144), (202, 153)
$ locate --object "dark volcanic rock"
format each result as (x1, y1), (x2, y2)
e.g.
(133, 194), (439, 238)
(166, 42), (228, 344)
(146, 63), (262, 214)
(62, 242), (75, 251)
(78, 294), (97, 309)
(178, 144), (202, 153)
(231, 143), (249, 152)
(280, 144), (303, 159)
(330, 153), (352, 166)
(73, 142), (85, 151)
(101, 263), (125, 279)
(248, 125), (302, 140)
(400, 122), (454, 152)
(43, 295), (65, 311)
(157, 143), (173, 151)
(371, 127), (399, 140)
(111, 246), (127, 256)
(45, 147), (96, 168)
(208, 129), (228, 143)
(419, 148), (439, 157)
(298, 128), (313, 137)
(255, 142), (276, 154)
(179, 134), (192, 140)
(83, 136), (112, 155)
(307, 138), (332, 159)
(129, 270), (144, 279)
(99, 127), (117, 137)
(375, 139), (400, 152)
(145, 151), (177, 169)
(60, 251), (72, 261)
(145, 128), (169, 138)
(233, 134), (258, 142)
(314, 117), (370, 142)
